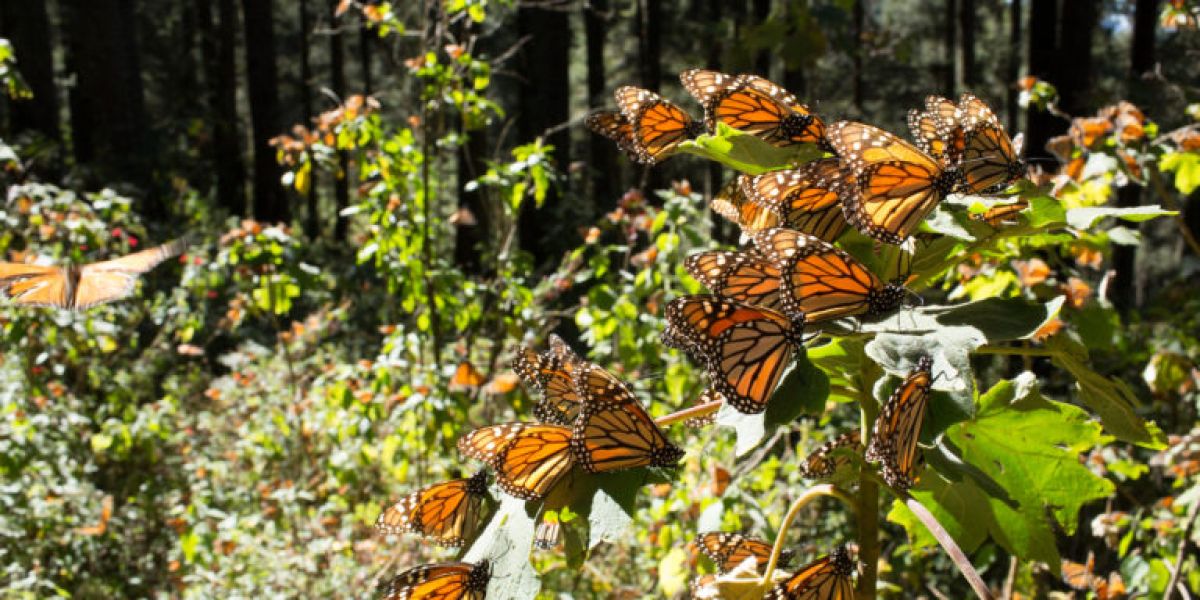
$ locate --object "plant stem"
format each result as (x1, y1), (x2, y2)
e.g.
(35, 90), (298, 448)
(903, 494), (995, 600)
(1147, 163), (1200, 258)
(974, 345), (1058, 357)
(1165, 497), (1200, 600)
(761, 484), (856, 586)
(856, 457), (880, 599)
(653, 399), (721, 427)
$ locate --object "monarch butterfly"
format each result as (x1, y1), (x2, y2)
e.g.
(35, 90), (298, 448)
(661, 295), (801, 414)
(457, 423), (575, 501)
(533, 514), (562, 550)
(710, 178), (781, 234)
(380, 560), (490, 600)
(614, 86), (705, 165)
(764, 546), (856, 600)
(865, 356), (933, 491)
(0, 236), (190, 310)
(800, 431), (863, 480)
(907, 95), (963, 166)
(751, 228), (907, 323)
(513, 335), (584, 426)
(1062, 552), (1127, 599)
(685, 250), (785, 315)
(680, 69), (826, 148)
(585, 110), (637, 161)
(957, 107), (1025, 194)
(374, 470), (488, 547)
(1069, 116), (1113, 150)
(570, 362), (685, 472)
(742, 159), (851, 242)
(697, 532), (795, 574)
(826, 121), (960, 244)
(969, 199), (1029, 228)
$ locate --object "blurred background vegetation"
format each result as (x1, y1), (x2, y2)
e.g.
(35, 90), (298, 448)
(0, 0), (1199, 598)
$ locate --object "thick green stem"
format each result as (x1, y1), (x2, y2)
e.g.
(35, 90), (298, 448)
(855, 450), (880, 599)
(904, 494), (995, 599)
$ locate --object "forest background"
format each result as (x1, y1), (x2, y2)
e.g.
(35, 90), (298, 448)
(1, 0), (1200, 598)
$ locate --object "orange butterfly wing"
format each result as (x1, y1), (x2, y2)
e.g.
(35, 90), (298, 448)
(711, 177), (781, 234)
(764, 547), (856, 600)
(864, 356), (933, 491)
(615, 86), (702, 164)
(380, 561), (490, 600)
(375, 470), (488, 547)
(570, 363), (683, 472)
(681, 69), (825, 147)
(685, 250), (784, 314)
(514, 335), (584, 425)
(662, 295), (799, 414)
(697, 532), (794, 573)
(744, 159), (850, 242)
(0, 263), (68, 308)
(585, 110), (637, 160)
(800, 430), (863, 480)
(751, 228), (904, 323)
(74, 237), (190, 309)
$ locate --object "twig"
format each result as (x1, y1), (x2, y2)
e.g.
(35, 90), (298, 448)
(974, 345), (1058, 357)
(653, 399), (721, 427)
(761, 484), (857, 587)
(903, 494), (995, 600)
(1001, 555), (1018, 600)
(1165, 497), (1200, 600)
(1147, 163), (1200, 258)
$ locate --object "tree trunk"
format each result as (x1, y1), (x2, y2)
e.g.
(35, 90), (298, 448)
(300, 0), (319, 238)
(957, 0), (976, 91)
(241, 0), (288, 223)
(1024, 0), (1058, 164)
(753, 0), (771, 76)
(454, 123), (489, 273)
(515, 3), (571, 266)
(359, 18), (373, 94)
(329, 0), (350, 240)
(213, 0), (247, 215)
(1056, 0), (1097, 116)
(852, 0), (865, 112)
(1129, 0), (1159, 107)
(0, 0), (60, 146)
(636, 0), (661, 92)
(944, 0), (957, 95)
(64, 0), (151, 194)
(585, 0), (618, 211)
(1006, 0), (1022, 131)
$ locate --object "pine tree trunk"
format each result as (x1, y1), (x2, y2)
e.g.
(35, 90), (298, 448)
(852, 0), (865, 112)
(359, 20), (373, 94)
(300, 0), (320, 238)
(0, 0), (60, 146)
(1024, 0), (1058, 163)
(636, 0), (661, 92)
(753, 0), (771, 76)
(1006, 0), (1022, 131)
(944, 0), (957, 95)
(586, 0), (618, 210)
(1057, 0), (1097, 116)
(516, 3), (571, 265)
(241, 0), (289, 223)
(957, 0), (976, 91)
(329, 0), (350, 240)
(213, 0), (247, 215)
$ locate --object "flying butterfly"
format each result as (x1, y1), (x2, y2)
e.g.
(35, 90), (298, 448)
(764, 546), (857, 600)
(710, 178), (781, 235)
(826, 121), (960, 244)
(379, 560), (490, 600)
(0, 236), (190, 310)
(741, 159), (850, 242)
(955, 93), (1025, 194)
(697, 532), (795, 574)
(513, 334), (584, 426)
(585, 110), (637, 161)
(614, 86), (705, 165)
(457, 423), (575, 501)
(680, 69), (827, 148)
(865, 356), (934, 491)
(800, 431), (863, 480)
(751, 228), (907, 323)
(661, 295), (802, 414)
(374, 470), (489, 547)
(570, 363), (684, 472)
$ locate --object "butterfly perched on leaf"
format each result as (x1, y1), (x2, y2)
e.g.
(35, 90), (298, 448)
(954, 93), (1026, 194)
(764, 546), (857, 600)
(457, 423), (575, 501)
(374, 470), (489, 547)
(741, 159), (851, 242)
(969, 198), (1029, 228)
(800, 431), (863, 480)
(570, 362), (684, 472)
(750, 228), (908, 323)
(680, 69), (826, 148)
(696, 532), (794, 574)
(513, 334), (584, 426)
(379, 560), (490, 600)
(710, 178), (782, 235)
(907, 95), (964, 166)
(826, 121), (961, 244)
(865, 356), (933, 491)
(661, 294), (802, 414)
(0, 236), (190, 310)
(613, 86), (705, 165)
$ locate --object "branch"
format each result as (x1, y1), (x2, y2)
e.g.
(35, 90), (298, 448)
(903, 494), (995, 600)
(1147, 163), (1200, 258)
(1165, 497), (1200, 600)
(654, 399), (721, 427)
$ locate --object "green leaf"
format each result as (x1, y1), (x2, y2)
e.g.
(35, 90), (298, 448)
(894, 374), (1114, 565)
(1026, 194), (1067, 228)
(1045, 336), (1167, 447)
(1064, 205), (1175, 230)
(678, 123), (821, 174)
(464, 497), (542, 599)
(1161, 151), (1200, 194)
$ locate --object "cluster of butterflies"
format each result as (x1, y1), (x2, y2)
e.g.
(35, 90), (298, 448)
(0, 237), (191, 310)
(373, 335), (684, 599)
(588, 69), (1027, 245)
(692, 532), (855, 599)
